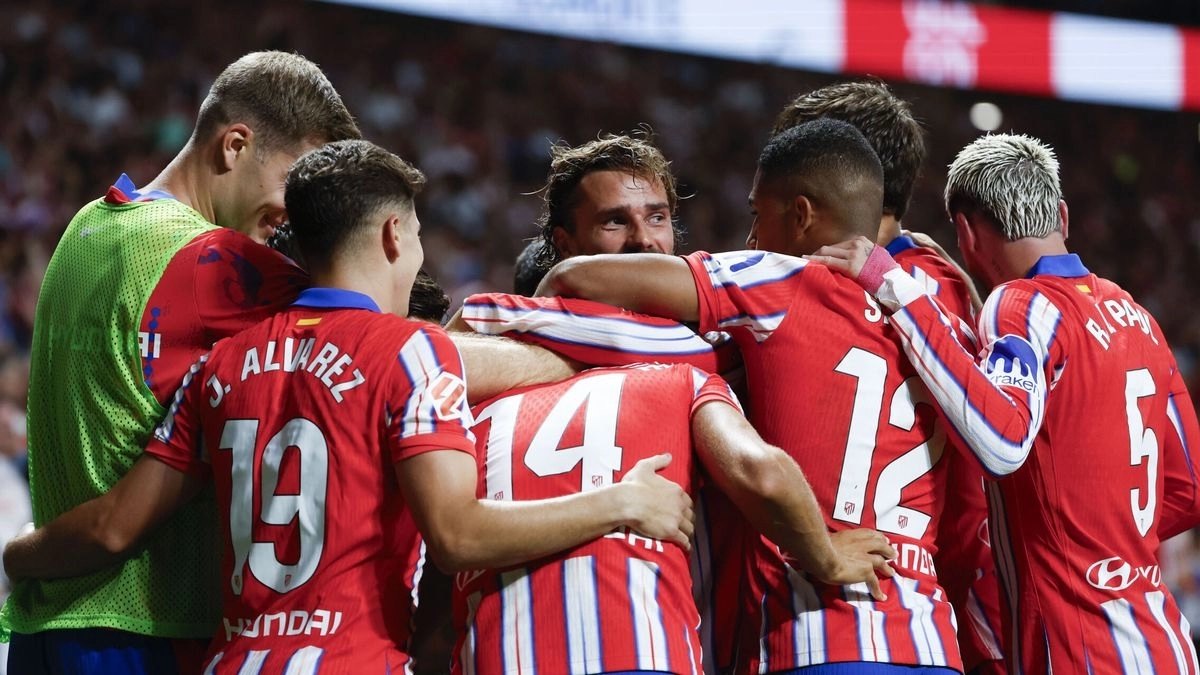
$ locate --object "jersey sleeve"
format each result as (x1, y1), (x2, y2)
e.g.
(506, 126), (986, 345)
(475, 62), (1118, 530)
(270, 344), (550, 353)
(683, 250), (807, 342)
(389, 324), (478, 463)
(894, 247), (976, 324)
(1158, 364), (1200, 539)
(192, 229), (308, 340)
(145, 354), (213, 480)
(459, 293), (720, 371)
(876, 269), (1060, 477)
(687, 366), (743, 416)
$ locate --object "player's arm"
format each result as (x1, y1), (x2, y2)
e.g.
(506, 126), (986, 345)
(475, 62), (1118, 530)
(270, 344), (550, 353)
(536, 253), (701, 322)
(3, 455), (203, 581)
(812, 237), (1051, 477)
(1158, 366), (1200, 539)
(396, 450), (692, 573)
(448, 293), (721, 372)
(450, 332), (580, 404)
(690, 399), (895, 600)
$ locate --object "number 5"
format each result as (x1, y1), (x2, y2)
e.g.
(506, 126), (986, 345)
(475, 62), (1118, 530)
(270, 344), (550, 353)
(1126, 368), (1158, 537)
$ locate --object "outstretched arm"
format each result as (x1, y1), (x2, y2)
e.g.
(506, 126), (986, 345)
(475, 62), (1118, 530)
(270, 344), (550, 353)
(3, 455), (203, 581)
(396, 451), (694, 573)
(810, 237), (1049, 478)
(451, 332), (580, 404)
(691, 399), (895, 600)
(536, 253), (701, 322)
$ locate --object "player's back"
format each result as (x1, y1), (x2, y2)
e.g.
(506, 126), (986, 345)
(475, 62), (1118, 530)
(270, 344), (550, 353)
(192, 303), (458, 673)
(990, 272), (1198, 673)
(455, 364), (715, 675)
(684, 250), (962, 671)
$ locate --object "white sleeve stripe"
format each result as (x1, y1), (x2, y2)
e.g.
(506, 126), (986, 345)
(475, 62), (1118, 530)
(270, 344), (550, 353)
(1167, 396), (1198, 483)
(703, 251), (808, 288)
(892, 303), (1035, 476)
(397, 330), (449, 438)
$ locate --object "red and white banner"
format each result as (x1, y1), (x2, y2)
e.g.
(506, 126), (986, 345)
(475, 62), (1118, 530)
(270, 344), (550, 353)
(325, 0), (1200, 111)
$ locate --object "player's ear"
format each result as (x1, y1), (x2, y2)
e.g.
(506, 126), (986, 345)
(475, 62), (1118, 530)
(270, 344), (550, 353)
(217, 124), (253, 173)
(792, 194), (815, 241)
(1058, 199), (1069, 240)
(952, 211), (976, 253)
(382, 213), (402, 263)
(551, 226), (576, 259)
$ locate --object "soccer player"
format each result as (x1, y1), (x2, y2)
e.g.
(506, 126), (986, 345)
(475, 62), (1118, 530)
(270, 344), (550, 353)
(0, 50), (361, 674)
(810, 133), (1200, 674)
(776, 80), (1002, 674)
(3, 140), (696, 674)
(457, 359), (895, 675)
(536, 118), (967, 673)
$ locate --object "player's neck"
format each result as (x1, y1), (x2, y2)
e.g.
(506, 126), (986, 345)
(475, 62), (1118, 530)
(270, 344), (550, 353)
(311, 262), (394, 315)
(142, 147), (216, 224)
(875, 214), (902, 245)
(1000, 234), (1069, 282)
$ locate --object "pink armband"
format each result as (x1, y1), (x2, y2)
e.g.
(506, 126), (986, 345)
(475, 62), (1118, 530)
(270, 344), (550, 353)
(857, 244), (900, 295)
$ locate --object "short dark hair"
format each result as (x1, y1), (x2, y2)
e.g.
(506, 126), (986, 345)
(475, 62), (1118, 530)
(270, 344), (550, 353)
(759, 118), (884, 240)
(408, 270), (451, 323)
(513, 240), (550, 297)
(285, 140), (426, 267)
(535, 132), (681, 266)
(773, 80), (924, 220)
(194, 51), (361, 156)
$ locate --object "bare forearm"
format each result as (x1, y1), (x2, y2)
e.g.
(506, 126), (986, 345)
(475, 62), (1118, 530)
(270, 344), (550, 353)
(537, 254), (700, 322)
(3, 506), (126, 581)
(451, 332), (578, 404)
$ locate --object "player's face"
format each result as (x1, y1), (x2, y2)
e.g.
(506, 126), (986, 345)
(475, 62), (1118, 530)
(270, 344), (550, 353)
(556, 170), (674, 258)
(226, 142), (319, 244)
(393, 209), (425, 317)
(746, 169), (801, 256)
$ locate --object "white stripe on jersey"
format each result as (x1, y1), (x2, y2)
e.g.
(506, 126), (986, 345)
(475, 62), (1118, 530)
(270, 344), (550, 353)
(1183, 614), (1200, 673)
(407, 540), (427, 675)
(1102, 597), (1155, 675)
(685, 624), (700, 675)
(1147, 590), (1191, 674)
(203, 652), (223, 675)
(464, 303), (715, 356)
(894, 575), (949, 666)
(500, 569), (537, 675)
(985, 480), (1022, 668)
(460, 591), (482, 675)
(564, 556), (603, 671)
(966, 583), (1004, 660)
(702, 251), (807, 342)
(785, 565), (825, 667)
(236, 651), (270, 675)
(1168, 394), (1194, 458)
(845, 582), (890, 662)
(908, 265), (942, 298)
(629, 558), (670, 672)
(283, 646), (323, 675)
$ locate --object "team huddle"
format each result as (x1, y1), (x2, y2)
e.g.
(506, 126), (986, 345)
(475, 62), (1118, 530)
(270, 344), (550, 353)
(1, 48), (1199, 675)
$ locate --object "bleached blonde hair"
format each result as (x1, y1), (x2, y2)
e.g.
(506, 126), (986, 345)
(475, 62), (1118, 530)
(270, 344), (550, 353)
(944, 133), (1062, 240)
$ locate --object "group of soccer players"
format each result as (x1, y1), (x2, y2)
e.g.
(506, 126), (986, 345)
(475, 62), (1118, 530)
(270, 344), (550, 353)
(1, 46), (1199, 675)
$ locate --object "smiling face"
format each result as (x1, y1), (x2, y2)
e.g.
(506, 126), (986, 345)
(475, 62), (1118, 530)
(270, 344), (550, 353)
(553, 170), (675, 258)
(220, 140), (320, 243)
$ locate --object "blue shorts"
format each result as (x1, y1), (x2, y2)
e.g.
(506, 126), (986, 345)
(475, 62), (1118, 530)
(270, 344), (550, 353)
(7, 628), (208, 675)
(772, 665), (961, 675)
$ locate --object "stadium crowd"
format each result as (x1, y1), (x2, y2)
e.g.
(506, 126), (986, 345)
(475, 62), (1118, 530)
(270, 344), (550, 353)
(2, 0), (1200, 672)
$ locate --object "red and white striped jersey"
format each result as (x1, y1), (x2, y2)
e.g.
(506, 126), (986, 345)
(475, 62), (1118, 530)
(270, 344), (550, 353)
(890, 235), (1006, 671)
(453, 364), (738, 675)
(684, 250), (965, 672)
(147, 288), (477, 675)
(876, 253), (1200, 674)
(459, 292), (747, 674)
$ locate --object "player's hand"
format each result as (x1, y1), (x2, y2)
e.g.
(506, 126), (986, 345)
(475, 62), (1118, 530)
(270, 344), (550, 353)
(806, 236), (900, 295)
(618, 454), (694, 551)
(819, 528), (897, 602)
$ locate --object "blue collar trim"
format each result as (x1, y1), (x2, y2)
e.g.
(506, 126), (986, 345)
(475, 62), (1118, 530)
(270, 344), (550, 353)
(113, 174), (175, 202)
(884, 234), (918, 257)
(292, 288), (381, 312)
(1025, 253), (1089, 279)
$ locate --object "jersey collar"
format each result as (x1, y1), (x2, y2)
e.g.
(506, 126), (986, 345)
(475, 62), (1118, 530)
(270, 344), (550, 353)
(106, 174), (176, 203)
(884, 234), (918, 257)
(292, 288), (381, 313)
(1025, 253), (1089, 279)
